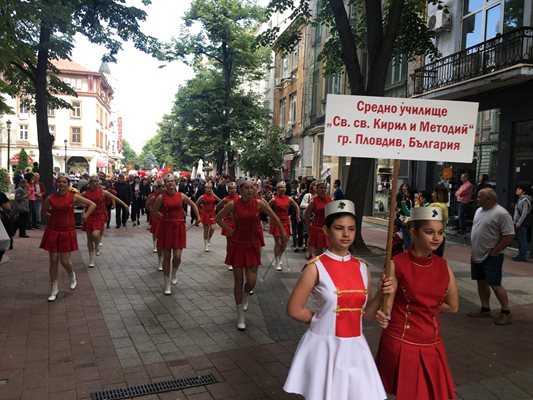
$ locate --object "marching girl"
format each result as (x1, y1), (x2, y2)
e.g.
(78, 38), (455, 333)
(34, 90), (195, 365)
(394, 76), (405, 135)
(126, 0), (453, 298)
(82, 175), (129, 268)
(196, 183), (222, 252)
(284, 200), (393, 400)
(145, 180), (164, 270)
(152, 174), (199, 295)
(303, 180), (332, 258)
(40, 173), (97, 302)
(376, 207), (458, 400)
(215, 181), (240, 271)
(216, 179), (287, 331)
(269, 181), (300, 271)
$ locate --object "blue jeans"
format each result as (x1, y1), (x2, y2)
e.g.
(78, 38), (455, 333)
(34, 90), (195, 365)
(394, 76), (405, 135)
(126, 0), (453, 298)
(457, 202), (467, 232)
(516, 226), (528, 259)
(34, 200), (42, 226)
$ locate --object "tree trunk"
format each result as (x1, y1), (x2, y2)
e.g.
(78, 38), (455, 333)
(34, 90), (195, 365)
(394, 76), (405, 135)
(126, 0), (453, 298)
(35, 23), (55, 196)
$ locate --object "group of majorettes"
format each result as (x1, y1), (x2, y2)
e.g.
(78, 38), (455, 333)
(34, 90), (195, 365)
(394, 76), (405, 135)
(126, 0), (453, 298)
(39, 173), (459, 399)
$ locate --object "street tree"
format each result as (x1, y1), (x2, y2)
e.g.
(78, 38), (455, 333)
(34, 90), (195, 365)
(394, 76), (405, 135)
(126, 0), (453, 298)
(258, 0), (443, 250)
(0, 0), (158, 195)
(121, 139), (138, 167)
(15, 148), (29, 172)
(161, 0), (270, 178)
(141, 151), (158, 170)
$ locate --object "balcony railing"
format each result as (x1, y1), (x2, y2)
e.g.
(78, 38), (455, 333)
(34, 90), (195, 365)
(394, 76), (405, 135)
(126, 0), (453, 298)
(413, 27), (533, 95)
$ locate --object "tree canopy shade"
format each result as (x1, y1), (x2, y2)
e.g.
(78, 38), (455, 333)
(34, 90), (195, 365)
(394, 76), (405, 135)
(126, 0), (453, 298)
(258, 0), (445, 250)
(0, 0), (158, 194)
(160, 0), (271, 178)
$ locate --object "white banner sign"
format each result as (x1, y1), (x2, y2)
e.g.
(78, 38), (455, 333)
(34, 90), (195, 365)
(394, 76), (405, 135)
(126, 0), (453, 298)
(324, 95), (478, 163)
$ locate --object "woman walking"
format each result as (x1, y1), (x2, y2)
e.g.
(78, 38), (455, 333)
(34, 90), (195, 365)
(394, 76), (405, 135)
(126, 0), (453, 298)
(284, 200), (393, 399)
(376, 207), (458, 400)
(82, 175), (129, 267)
(40, 174), (96, 301)
(304, 181), (332, 258)
(145, 180), (164, 270)
(13, 179), (30, 238)
(216, 181), (240, 271)
(269, 181), (300, 271)
(216, 179), (287, 330)
(196, 183), (221, 252)
(152, 174), (199, 295)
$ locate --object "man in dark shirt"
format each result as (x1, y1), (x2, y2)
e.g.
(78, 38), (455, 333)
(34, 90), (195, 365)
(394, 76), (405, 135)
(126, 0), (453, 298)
(113, 174), (131, 228)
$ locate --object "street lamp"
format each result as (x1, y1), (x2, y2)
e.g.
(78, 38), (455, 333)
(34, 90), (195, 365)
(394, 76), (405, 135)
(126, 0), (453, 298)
(64, 139), (67, 172)
(6, 120), (11, 174)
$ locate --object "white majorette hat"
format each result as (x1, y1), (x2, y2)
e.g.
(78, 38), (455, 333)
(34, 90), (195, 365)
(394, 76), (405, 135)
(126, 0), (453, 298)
(276, 181), (286, 188)
(227, 181), (237, 188)
(236, 177), (247, 187)
(325, 200), (355, 219)
(163, 173), (175, 182)
(410, 206), (443, 221)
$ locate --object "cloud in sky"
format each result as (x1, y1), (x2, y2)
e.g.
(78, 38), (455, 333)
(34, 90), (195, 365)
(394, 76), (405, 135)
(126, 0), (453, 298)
(72, 0), (194, 153)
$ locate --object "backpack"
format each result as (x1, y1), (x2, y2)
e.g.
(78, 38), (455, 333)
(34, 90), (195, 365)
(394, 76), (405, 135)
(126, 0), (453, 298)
(522, 197), (533, 227)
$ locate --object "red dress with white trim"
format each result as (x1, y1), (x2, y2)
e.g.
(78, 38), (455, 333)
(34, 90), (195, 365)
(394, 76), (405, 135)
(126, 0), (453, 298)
(225, 198), (261, 268)
(157, 191), (186, 250)
(221, 194), (240, 237)
(268, 195), (291, 237)
(308, 195), (332, 248)
(284, 251), (386, 400)
(199, 193), (216, 225)
(82, 188), (105, 232)
(40, 192), (79, 253)
(376, 250), (456, 400)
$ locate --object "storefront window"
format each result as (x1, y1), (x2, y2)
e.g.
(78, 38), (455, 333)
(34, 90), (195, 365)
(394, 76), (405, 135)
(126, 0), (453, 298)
(474, 108), (500, 184)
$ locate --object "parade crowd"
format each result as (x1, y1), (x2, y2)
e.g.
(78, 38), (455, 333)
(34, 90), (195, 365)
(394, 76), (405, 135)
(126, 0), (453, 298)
(0, 167), (527, 400)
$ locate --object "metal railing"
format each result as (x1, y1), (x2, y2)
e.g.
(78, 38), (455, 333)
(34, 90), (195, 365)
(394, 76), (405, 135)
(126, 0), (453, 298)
(413, 27), (533, 95)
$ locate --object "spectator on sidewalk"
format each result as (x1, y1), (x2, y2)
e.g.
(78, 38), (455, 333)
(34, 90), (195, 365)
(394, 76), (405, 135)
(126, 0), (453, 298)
(13, 179), (30, 238)
(332, 179), (345, 200)
(475, 174), (492, 198)
(455, 173), (473, 234)
(468, 188), (515, 325)
(430, 184), (449, 257)
(512, 185), (531, 262)
(395, 183), (413, 250)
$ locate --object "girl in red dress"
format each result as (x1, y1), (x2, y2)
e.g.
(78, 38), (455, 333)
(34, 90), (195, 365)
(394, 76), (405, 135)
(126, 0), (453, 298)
(269, 181), (300, 271)
(82, 175), (129, 268)
(40, 174), (96, 302)
(152, 174), (199, 295)
(216, 179), (287, 331)
(304, 180), (332, 258)
(145, 180), (164, 270)
(216, 182), (240, 271)
(376, 207), (459, 400)
(196, 183), (221, 252)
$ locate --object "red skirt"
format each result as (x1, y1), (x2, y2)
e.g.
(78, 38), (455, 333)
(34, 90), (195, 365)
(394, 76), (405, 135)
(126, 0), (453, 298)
(221, 217), (234, 237)
(150, 217), (160, 234)
(82, 217), (105, 232)
(157, 220), (186, 249)
(40, 229), (79, 253)
(308, 225), (329, 248)
(257, 224), (265, 247)
(225, 240), (261, 268)
(376, 332), (456, 400)
(200, 211), (216, 225)
(269, 220), (291, 237)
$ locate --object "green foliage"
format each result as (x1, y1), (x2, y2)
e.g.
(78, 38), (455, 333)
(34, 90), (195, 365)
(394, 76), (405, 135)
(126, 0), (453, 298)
(121, 139), (138, 165)
(141, 151), (158, 170)
(0, 168), (9, 193)
(236, 125), (288, 178)
(16, 148), (29, 172)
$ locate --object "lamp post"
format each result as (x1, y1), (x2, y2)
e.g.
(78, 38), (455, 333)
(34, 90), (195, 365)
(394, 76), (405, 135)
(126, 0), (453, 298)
(6, 120), (11, 175)
(64, 139), (68, 172)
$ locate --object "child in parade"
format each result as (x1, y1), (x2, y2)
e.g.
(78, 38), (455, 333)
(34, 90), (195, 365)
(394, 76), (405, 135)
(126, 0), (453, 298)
(284, 200), (393, 400)
(376, 206), (459, 400)
(152, 174), (199, 295)
(269, 181), (300, 271)
(196, 183), (222, 252)
(215, 181), (240, 271)
(145, 180), (164, 270)
(303, 180), (332, 258)
(40, 173), (97, 301)
(216, 179), (287, 331)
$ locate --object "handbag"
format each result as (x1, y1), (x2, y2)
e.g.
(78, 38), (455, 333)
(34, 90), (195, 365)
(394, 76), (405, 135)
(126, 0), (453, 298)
(0, 220), (10, 251)
(11, 199), (28, 214)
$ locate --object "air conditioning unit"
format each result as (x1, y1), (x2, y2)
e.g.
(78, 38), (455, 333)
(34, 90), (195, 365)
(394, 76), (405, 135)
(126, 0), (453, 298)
(428, 10), (450, 32)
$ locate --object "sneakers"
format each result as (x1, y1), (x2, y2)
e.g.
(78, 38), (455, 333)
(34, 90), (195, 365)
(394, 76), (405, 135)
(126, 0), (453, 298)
(495, 311), (512, 325)
(467, 309), (492, 318)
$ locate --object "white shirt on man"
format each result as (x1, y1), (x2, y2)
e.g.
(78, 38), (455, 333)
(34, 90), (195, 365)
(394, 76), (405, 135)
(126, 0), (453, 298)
(470, 204), (514, 263)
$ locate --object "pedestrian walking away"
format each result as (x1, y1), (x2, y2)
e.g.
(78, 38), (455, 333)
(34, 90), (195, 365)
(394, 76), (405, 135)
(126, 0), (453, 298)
(152, 174), (199, 295)
(284, 200), (393, 400)
(196, 183), (221, 252)
(216, 179), (288, 331)
(376, 206), (459, 400)
(269, 181), (300, 271)
(468, 188), (515, 325)
(40, 173), (96, 302)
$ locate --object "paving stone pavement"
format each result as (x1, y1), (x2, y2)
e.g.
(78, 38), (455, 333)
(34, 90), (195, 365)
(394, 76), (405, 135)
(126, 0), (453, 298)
(1, 217), (533, 399)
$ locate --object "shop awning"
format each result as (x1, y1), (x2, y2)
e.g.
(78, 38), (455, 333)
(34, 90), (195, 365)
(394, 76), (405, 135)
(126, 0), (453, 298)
(97, 158), (108, 168)
(9, 153), (34, 165)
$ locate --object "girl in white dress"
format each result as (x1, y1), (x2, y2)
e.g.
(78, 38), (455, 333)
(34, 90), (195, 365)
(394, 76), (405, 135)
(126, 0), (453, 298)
(284, 200), (394, 400)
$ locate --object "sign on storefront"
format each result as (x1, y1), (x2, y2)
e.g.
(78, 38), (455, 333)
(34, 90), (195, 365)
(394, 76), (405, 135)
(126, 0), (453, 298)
(324, 95), (478, 163)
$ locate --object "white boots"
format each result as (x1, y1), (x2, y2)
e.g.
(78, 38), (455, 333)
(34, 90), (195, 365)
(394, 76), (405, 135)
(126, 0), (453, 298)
(242, 291), (249, 311)
(153, 240), (157, 253)
(157, 255), (163, 271)
(164, 276), (171, 295)
(48, 272), (77, 302)
(88, 252), (95, 268)
(171, 267), (178, 285)
(48, 281), (59, 302)
(236, 304), (246, 330)
(204, 240), (210, 252)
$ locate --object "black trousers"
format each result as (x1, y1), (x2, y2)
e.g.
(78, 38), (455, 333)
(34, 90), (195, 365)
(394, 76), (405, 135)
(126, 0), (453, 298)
(17, 212), (28, 236)
(115, 204), (129, 227)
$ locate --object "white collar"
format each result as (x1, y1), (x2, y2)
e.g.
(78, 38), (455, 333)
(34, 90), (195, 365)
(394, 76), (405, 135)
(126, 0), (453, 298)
(324, 250), (352, 262)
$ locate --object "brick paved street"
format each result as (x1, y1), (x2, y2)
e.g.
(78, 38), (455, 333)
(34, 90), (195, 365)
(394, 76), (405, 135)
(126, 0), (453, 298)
(1, 217), (533, 399)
